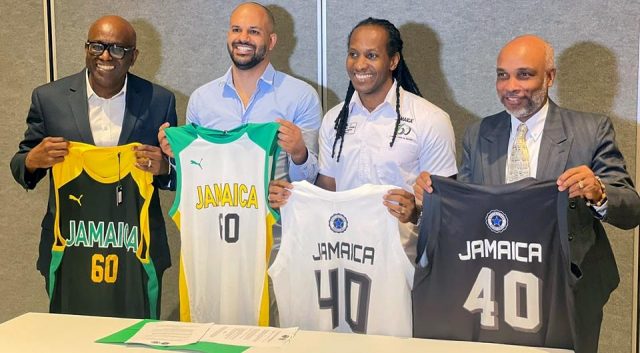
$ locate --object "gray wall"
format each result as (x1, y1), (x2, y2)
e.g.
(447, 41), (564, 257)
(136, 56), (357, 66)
(1, 1), (638, 352)
(1, 0), (50, 323)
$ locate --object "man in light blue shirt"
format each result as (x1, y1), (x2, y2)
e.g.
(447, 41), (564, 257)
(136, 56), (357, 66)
(157, 2), (321, 325)
(159, 2), (321, 182)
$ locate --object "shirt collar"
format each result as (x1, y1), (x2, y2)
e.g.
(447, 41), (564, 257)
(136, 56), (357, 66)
(509, 100), (548, 142)
(85, 69), (127, 100)
(224, 63), (276, 90)
(349, 80), (398, 115)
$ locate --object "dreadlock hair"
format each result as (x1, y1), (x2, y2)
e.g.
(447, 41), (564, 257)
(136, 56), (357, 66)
(331, 17), (422, 162)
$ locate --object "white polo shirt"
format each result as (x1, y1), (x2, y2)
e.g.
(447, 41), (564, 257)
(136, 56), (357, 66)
(319, 81), (457, 192)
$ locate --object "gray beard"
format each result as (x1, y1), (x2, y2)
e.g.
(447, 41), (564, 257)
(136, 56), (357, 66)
(504, 87), (547, 119)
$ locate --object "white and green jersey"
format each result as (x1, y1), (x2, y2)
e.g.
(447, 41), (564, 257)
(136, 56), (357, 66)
(166, 123), (280, 325)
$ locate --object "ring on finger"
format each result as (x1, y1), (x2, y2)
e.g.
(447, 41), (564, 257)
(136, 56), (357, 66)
(147, 159), (152, 168)
(578, 180), (584, 189)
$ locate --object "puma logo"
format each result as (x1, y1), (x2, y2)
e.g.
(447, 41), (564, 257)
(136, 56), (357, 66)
(190, 158), (203, 170)
(69, 194), (83, 206)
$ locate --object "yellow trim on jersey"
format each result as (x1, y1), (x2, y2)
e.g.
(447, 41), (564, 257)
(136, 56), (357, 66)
(172, 210), (181, 229)
(258, 212), (276, 326)
(174, 209), (192, 322)
(179, 254), (192, 322)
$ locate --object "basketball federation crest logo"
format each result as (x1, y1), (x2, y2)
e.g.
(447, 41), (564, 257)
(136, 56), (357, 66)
(328, 213), (348, 233)
(485, 209), (508, 233)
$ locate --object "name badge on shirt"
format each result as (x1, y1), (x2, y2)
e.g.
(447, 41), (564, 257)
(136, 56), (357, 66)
(345, 122), (357, 135)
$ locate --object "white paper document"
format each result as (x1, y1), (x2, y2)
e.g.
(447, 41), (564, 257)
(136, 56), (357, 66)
(126, 321), (214, 346)
(202, 325), (298, 347)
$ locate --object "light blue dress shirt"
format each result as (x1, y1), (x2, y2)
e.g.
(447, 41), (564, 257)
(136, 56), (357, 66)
(186, 63), (321, 182)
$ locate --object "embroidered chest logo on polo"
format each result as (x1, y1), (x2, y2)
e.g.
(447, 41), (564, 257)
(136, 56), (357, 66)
(345, 122), (357, 135)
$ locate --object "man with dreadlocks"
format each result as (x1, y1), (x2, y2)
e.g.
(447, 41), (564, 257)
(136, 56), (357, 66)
(269, 17), (457, 260)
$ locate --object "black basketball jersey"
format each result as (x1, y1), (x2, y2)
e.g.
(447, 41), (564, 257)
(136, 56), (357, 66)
(413, 176), (576, 349)
(50, 142), (158, 318)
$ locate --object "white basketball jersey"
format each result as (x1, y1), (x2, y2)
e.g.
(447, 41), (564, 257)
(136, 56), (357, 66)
(269, 181), (414, 337)
(166, 123), (279, 325)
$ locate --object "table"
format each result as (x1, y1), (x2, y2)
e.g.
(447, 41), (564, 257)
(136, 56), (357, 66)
(0, 312), (573, 353)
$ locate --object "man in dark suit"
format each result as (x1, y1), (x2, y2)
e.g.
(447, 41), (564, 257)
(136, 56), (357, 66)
(414, 35), (639, 353)
(10, 15), (176, 315)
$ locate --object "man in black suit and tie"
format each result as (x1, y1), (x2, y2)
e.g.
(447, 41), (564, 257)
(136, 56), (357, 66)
(414, 35), (639, 353)
(10, 15), (176, 315)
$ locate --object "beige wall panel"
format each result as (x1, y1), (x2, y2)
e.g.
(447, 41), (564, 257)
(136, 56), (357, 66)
(324, 1), (638, 352)
(0, 0), (50, 322)
(52, 0), (318, 320)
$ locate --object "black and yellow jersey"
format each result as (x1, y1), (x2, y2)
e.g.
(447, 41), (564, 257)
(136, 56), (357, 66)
(50, 142), (159, 318)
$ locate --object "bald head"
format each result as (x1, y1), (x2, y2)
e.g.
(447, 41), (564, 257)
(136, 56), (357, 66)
(496, 35), (556, 121)
(85, 15), (138, 99)
(88, 15), (137, 47)
(499, 35), (554, 72)
(231, 2), (275, 33)
(227, 2), (277, 71)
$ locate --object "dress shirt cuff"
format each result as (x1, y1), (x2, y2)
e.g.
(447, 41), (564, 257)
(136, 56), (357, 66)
(166, 157), (176, 189)
(418, 249), (429, 268)
(24, 166), (47, 190)
(154, 157), (176, 190)
(590, 200), (608, 219)
(287, 150), (319, 183)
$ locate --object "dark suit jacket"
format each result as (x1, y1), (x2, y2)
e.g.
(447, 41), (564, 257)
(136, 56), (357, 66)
(459, 100), (640, 353)
(10, 70), (177, 279)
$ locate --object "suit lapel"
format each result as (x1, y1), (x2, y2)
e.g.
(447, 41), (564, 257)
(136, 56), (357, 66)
(68, 72), (95, 144)
(480, 112), (510, 184)
(118, 74), (143, 145)
(537, 101), (570, 181)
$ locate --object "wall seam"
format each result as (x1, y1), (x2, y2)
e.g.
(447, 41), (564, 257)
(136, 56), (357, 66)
(43, 0), (57, 82)
(317, 0), (328, 112)
(634, 31), (640, 353)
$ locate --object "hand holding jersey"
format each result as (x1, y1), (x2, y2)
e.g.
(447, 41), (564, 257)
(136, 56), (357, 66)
(158, 122), (174, 158)
(415, 166), (606, 210)
(267, 179), (292, 209)
(161, 118), (311, 174)
(275, 118), (309, 165)
(133, 144), (168, 175)
(556, 165), (607, 205)
(26, 135), (167, 176)
(25, 137), (70, 173)
(382, 188), (418, 223)
(269, 179), (418, 224)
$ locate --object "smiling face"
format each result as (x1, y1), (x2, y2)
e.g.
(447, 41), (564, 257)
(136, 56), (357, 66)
(346, 24), (399, 110)
(226, 3), (276, 71)
(496, 35), (555, 121)
(85, 16), (138, 98)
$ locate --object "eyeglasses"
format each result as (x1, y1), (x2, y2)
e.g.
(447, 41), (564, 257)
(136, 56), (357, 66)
(85, 41), (135, 59)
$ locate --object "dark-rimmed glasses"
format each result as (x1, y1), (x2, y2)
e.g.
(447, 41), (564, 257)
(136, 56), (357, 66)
(85, 41), (135, 59)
